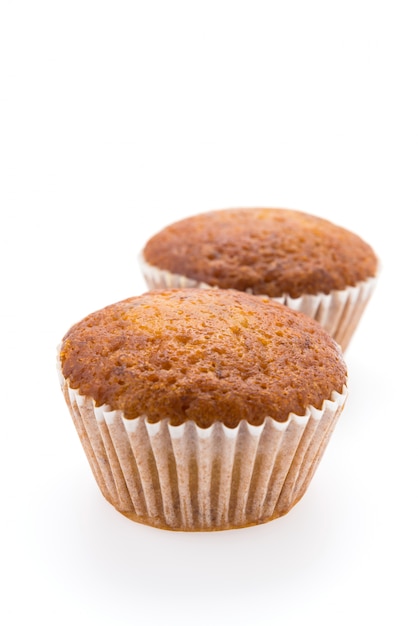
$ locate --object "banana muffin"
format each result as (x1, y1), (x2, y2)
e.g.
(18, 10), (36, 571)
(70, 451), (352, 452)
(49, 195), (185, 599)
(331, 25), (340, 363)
(58, 288), (348, 531)
(140, 208), (379, 351)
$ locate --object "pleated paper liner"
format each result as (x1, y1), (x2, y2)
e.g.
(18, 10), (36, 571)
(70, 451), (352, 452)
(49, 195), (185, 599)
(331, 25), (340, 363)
(61, 378), (347, 531)
(138, 253), (378, 352)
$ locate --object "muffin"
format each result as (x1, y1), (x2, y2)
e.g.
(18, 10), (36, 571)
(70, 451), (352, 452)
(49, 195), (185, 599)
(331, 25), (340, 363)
(140, 208), (379, 351)
(58, 288), (348, 531)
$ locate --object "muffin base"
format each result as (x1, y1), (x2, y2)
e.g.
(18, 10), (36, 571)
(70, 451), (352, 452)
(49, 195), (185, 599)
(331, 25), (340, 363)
(61, 378), (347, 531)
(139, 254), (378, 352)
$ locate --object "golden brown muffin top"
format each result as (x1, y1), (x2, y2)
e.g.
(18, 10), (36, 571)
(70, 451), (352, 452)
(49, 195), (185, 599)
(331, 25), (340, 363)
(143, 208), (378, 298)
(60, 289), (346, 428)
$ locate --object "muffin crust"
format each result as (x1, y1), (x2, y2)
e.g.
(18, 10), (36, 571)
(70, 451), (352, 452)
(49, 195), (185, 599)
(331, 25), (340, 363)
(60, 289), (347, 428)
(143, 208), (378, 298)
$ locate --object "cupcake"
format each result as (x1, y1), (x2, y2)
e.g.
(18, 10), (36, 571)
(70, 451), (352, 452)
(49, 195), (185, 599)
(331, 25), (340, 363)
(58, 288), (348, 531)
(140, 208), (379, 351)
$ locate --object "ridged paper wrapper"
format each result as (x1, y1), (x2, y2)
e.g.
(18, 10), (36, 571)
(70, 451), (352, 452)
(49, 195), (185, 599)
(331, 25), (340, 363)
(60, 372), (347, 531)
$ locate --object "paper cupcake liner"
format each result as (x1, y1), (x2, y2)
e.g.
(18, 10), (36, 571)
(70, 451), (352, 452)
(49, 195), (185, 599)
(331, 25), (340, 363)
(60, 375), (347, 531)
(138, 253), (378, 352)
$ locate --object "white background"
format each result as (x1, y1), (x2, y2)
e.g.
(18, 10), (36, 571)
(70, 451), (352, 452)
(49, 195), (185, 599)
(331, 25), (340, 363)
(1, 1), (417, 624)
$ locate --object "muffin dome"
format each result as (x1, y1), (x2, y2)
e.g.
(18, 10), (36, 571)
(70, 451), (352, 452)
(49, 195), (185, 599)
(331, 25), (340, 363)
(60, 288), (346, 428)
(142, 208), (378, 299)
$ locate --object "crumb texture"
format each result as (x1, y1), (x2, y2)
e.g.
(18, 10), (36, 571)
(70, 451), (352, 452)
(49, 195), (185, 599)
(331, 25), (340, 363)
(60, 289), (347, 427)
(143, 208), (378, 298)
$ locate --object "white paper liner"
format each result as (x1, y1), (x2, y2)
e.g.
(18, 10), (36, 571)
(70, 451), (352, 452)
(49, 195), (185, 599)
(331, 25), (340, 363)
(61, 376), (347, 531)
(138, 253), (378, 352)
